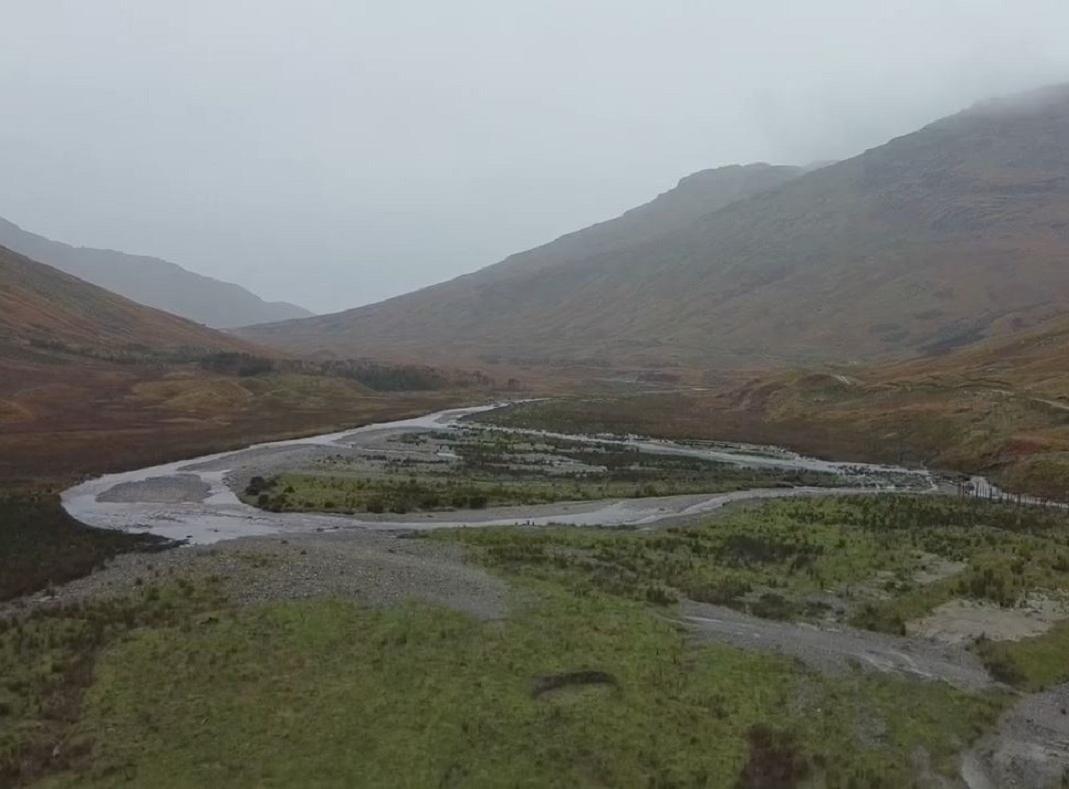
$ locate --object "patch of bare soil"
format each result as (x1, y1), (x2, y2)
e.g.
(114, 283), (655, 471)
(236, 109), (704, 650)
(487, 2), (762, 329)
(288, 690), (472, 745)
(908, 595), (1069, 645)
(737, 725), (810, 789)
(532, 670), (618, 701)
(96, 474), (212, 504)
(963, 682), (1069, 788)
(678, 600), (992, 691)
(3, 529), (509, 623)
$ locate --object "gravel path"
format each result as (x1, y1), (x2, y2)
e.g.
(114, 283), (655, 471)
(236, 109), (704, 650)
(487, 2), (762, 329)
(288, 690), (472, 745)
(4, 530), (507, 621)
(963, 683), (1069, 788)
(678, 600), (995, 691)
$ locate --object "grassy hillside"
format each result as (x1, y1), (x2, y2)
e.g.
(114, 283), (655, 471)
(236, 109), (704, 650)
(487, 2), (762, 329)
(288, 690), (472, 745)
(241, 85), (1069, 371)
(238, 162), (807, 366)
(0, 244), (492, 483)
(0, 244), (256, 355)
(0, 352), (475, 483)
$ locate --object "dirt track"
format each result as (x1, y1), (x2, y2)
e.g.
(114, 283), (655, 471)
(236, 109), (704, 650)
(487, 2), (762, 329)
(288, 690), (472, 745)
(5, 528), (508, 622)
(963, 683), (1069, 788)
(678, 600), (995, 691)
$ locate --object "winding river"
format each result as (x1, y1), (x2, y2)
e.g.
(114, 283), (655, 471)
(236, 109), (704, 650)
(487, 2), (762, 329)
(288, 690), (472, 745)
(62, 402), (982, 545)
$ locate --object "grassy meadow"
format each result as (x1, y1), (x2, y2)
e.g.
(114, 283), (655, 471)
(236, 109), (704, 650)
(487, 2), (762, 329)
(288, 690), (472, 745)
(8, 493), (1068, 785)
(439, 496), (1069, 634)
(3, 574), (1004, 788)
(241, 430), (844, 516)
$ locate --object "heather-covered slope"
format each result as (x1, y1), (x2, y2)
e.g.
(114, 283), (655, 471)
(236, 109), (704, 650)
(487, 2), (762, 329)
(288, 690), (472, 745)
(239, 162), (806, 363)
(0, 217), (312, 328)
(0, 244), (253, 354)
(242, 85), (1069, 369)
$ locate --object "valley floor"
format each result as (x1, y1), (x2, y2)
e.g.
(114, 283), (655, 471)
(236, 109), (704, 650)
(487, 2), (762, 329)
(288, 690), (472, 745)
(6, 401), (1069, 786)
(9, 490), (1069, 786)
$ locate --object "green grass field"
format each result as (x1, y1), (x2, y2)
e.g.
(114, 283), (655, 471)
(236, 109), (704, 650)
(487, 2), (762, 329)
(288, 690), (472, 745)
(8, 493), (1069, 786)
(241, 429), (845, 516)
(6, 582), (1003, 788)
(438, 495), (1069, 628)
(974, 620), (1069, 690)
(246, 468), (834, 515)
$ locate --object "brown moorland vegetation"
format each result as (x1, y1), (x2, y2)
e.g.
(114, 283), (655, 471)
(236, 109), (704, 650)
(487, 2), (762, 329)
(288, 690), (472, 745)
(0, 215), (313, 328)
(0, 353), (473, 484)
(482, 308), (1069, 501)
(0, 244), (257, 355)
(0, 244), (490, 484)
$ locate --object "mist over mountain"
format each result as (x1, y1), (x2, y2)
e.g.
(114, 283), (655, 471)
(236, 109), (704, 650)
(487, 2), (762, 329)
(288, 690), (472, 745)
(239, 85), (1069, 370)
(0, 217), (312, 329)
(238, 162), (804, 362)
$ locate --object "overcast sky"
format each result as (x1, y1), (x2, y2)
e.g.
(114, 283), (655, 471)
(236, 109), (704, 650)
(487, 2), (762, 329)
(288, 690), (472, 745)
(3, 1), (1069, 314)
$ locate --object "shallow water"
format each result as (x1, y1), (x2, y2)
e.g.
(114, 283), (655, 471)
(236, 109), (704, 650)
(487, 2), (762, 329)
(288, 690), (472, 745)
(62, 402), (943, 545)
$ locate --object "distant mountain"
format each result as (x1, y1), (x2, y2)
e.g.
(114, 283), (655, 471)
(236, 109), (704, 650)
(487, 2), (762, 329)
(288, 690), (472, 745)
(240, 84), (1069, 369)
(0, 244), (254, 354)
(487, 162), (804, 279)
(0, 217), (312, 329)
(240, 162), (805, 362)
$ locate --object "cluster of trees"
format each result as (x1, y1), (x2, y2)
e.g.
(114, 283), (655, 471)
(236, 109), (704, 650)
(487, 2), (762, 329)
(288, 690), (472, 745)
(26, 337), (222, 366)
(197, 352), (493, 391)
(244, 475), (495, 514)
(199, 352), (274, 376)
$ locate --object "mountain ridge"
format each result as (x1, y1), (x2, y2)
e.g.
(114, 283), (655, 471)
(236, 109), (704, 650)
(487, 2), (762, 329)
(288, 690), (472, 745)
(0, 217), (312, 329)
(239, 84), (1069, 370)
(0, 243), (255, 354)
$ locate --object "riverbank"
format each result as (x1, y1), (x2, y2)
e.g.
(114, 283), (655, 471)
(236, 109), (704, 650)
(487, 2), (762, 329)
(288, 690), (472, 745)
(7, 402), (1069, 786)
(61, 402), (941, 545)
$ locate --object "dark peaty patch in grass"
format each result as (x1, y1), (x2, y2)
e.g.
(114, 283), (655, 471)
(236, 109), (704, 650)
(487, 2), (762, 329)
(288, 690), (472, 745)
(736, 725), (809, 789)
(532, 670), (618, 698)
(0, 491), (173, 602)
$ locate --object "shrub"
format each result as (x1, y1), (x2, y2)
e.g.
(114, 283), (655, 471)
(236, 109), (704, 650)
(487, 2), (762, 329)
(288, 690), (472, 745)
(245, 476), (272, 496)
(689, 577), (752, 605)
(644, 584), (677, 605)
(749, 593), (799, 621)
(849, 603), (905, 635)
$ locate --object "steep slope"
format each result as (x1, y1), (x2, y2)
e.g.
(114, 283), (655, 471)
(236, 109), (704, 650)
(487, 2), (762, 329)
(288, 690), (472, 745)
(490, 162), (803, 278)
(0, 217), (312, 328)
(0, 244), (254, 353)
(0, 245), (478, 484)
(241, 84), (1069, 369)
(239, 163), (804, 361)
